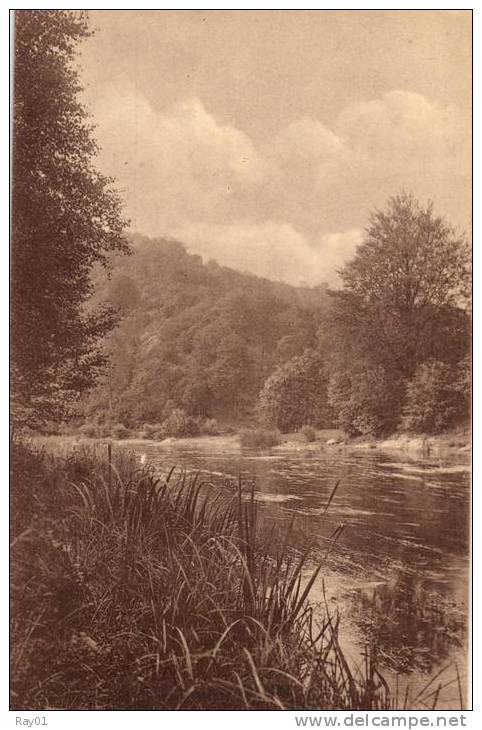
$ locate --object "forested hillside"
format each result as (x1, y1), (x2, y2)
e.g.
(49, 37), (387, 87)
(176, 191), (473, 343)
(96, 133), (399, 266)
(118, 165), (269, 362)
(82, 234), (330, 430)
(80, 195), (471, 441)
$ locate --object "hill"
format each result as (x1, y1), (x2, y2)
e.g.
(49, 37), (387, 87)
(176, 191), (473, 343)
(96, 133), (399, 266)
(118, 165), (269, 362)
(82, 234), (329, 429)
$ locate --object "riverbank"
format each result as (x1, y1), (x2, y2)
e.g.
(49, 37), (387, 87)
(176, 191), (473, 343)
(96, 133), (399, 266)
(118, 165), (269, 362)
(273, 428), (470, 455)
(353, 429), (470, 454)
(11, 440), (391, 711)
(33, 425), (471, 458)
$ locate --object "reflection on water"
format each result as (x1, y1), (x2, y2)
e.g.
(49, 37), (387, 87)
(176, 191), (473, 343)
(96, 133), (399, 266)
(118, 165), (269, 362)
(118, 436), (470, 708)
(348, 572), (466, 674)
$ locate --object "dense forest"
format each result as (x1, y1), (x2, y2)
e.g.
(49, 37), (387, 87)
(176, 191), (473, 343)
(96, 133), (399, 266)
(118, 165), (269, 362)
(78, 194), (470, 440)
(80, 233), (330, 433)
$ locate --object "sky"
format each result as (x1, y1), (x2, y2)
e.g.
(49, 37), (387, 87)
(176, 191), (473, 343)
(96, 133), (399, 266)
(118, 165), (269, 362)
(79, 10), (472, 287)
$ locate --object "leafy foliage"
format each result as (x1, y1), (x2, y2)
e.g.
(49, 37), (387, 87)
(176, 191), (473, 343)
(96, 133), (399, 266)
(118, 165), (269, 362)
(258, 350), (332, 433)
(326, 194), (470, 435)
(83, 236), (329, 427)
(110, 423), (130, 440)
(328, 364), (405, 437)
(11, 11), (129, 427)
(160, 408), (201, 438)
(301, 425), (317, 442)
(402, 359), (470, 433)
(331, 193), (470, 378)
(45, 191), (469, 440)
(200, 418), (220, 436)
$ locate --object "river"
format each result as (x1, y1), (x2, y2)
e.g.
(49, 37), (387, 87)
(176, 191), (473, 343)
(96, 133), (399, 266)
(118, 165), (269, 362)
(116, 435), (470, 710)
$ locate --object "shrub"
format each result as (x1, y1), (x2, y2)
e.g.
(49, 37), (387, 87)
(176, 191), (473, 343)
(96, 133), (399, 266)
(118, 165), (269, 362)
(140, 423), (162, 436)
(97, 423), (114, 438)
(78, 422), (99, 438)
(139, 423), (168, 441)
(185, 416), (201, 437)
(160, 409), (186, 437)
(402, 359), (469, 434)
(239, 428), (281, 448)
(200, 417), (220, 436)
(150, 429), (167, 441)
(301, 425), (317, 442)
(138, 423), (164, 439)
(59, 421), (76, 436)
(161, 409), (200, 438)
(111, 423), (130, 440)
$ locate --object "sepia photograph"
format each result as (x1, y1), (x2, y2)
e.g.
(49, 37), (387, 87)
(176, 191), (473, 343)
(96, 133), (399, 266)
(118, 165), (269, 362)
(10, 9), (472, 713)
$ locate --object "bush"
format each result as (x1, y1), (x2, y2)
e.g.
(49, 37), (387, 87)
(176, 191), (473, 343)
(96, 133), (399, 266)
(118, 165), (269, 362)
(78, 422), (99, 438)
(239, 428), (281, 448)
(111, 423), (130, 440)
(96, 423), (113, 438)
(137, 423), (164, 439)
(160, 409), (200, 438)
(301, 425), (317, 442)
(402, 359), (469, 434)
(200, 417), (220, 436)
(59, 421), (76, 436)
(186, 416), (201, 437)
(140, 422), (161, 436)
(152, 424), (166, 438)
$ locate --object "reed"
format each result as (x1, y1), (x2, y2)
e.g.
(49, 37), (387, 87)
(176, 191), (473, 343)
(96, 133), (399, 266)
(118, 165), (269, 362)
(11, 440), (393, 710)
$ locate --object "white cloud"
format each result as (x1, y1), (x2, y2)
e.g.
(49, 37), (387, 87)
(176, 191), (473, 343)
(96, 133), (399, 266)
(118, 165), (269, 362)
(272, 116), (345, 165)
(92, 92), (271, 231)
(338, 89), (467, 159)
(316, 229), (363, 280)
(89, 88), (470, 286)
(312, 90), (471, 235)
(173, 221), (363, 287)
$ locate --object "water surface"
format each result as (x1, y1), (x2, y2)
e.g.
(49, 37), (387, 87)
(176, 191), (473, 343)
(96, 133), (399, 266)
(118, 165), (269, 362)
(119, 437), (470, 709)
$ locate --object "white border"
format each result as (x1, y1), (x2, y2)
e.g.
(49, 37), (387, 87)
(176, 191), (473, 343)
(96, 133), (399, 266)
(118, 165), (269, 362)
(3, 4), (477, 728)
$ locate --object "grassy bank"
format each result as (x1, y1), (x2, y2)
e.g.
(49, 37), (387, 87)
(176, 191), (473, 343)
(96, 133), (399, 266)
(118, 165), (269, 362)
(11, 441), (391, 711)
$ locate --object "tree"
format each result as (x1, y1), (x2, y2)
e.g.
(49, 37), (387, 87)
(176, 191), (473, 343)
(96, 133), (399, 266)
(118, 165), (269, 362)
(106, 275), (140, 315)
(257, 350), (332, 432)
(190, 321), (253, 417)
(12, 11), (129, 427)
(328, 363), (405, 436)
(73, 234), (331, 428)
(332, 193), (470, 379)
(402, 359), (469, 434)
(323, 194), (471, 436)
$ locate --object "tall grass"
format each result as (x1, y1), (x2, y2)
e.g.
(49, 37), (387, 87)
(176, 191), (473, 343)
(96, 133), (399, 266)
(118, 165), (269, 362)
(11, 440), (391, 710)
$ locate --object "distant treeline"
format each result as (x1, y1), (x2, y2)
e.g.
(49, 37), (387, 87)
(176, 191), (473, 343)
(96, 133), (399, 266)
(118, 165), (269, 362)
(78, 195), (470, 439)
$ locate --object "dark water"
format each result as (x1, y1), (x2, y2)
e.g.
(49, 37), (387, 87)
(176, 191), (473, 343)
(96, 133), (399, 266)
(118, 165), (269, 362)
(120, 436), (471, 709)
